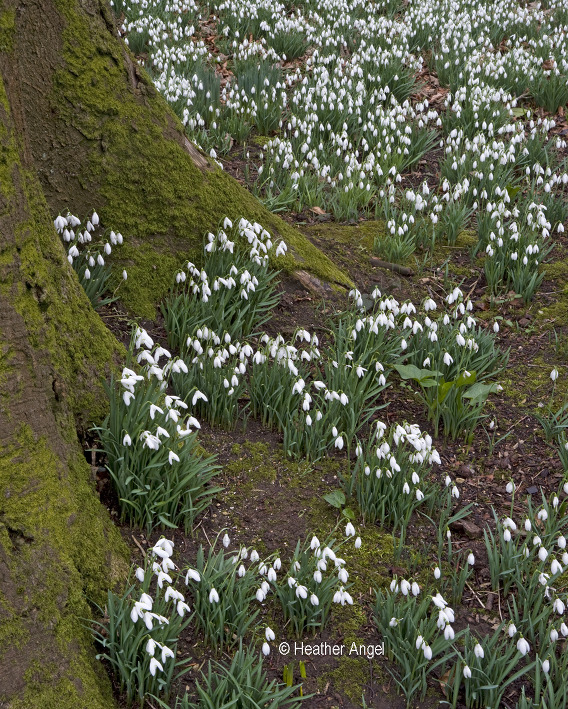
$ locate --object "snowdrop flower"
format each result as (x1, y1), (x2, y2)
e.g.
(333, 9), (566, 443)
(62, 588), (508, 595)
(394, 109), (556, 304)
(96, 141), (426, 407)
(508, 623), (517, 638)
(516, 637), (530, 656)
(423, 644), (432, 660)
(146, 638), (157, 656)
(411, 582), (420, 596)
(538, 547), (548, 562)
(223, 534), (230, 548)
(551, 368), (559, 381)
(550, 628), (559, 642)
(123, 433), (132, 446)
(443, 352), (453, 366)
(256, 588), (266, 602)
(185, 568), (200, 584)
(296, 585), (308, 599)
(432, 593), (448, 609)
(135, 567), (145, 583)
(310, 593), (319, 606)
(262, 642), (270, 656)
(192, 390), (208, 406)
(553, 598), (565, 614)
(467, 553), (475, 566)
(434, 567), (441, 579)
(551, 559), (562, 576)
(209, 588), (219, 603)
(149, 658), (163, 676)
(474, 643), (484, 659)
(355, 537), (362, 549)
(506, 481), (515, 494)
(463, 665), (472, 679)
(345, 523), (355, 537)
(503, 529), (512, 542)
(542, 659), (550, 674)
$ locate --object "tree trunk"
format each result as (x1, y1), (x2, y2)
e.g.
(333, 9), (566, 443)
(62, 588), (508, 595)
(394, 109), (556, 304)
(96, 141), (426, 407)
(0, 71), (128, 708)
(0, 0), (350, 705)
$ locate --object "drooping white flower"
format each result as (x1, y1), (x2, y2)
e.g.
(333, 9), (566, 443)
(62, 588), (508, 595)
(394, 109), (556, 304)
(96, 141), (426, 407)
(474, 643), (484, 659)
(516, 637), (530, 656)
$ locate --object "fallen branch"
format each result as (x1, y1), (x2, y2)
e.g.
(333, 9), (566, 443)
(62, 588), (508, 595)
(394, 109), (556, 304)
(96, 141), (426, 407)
(370, 257), (414, 276)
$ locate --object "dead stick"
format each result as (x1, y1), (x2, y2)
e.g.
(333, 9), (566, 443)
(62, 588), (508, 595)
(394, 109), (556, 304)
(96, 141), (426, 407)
(370, 257), (414, 276)
(466, 581), (486, 610)
(131, 534), (146, 558)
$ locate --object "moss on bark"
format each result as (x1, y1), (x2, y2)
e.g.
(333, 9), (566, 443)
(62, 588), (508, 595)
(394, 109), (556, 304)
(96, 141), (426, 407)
(0, 69), (128, 708)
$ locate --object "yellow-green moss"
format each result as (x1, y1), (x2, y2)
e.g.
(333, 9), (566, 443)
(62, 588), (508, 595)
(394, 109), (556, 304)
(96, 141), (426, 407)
(0, 425), (128, 709)
(302, 220), (380, 253)
(0, 6), (15, 53)
(226, 441), (278, 486)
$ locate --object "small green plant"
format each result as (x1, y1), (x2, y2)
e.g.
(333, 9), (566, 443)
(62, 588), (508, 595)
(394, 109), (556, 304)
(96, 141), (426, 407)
(161, 642), (307, 708)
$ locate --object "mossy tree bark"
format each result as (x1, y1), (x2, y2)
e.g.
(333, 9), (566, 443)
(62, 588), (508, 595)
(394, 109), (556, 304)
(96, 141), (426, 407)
(2, 0), (350, 319)
(0, 0), (350, 705)
(0, 74), (128, 709)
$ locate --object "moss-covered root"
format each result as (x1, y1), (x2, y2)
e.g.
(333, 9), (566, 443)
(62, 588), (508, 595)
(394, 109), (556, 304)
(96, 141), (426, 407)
(0, 431), (125, 709)
(1, 0), (350, 320)
(0, 74), (128, 707)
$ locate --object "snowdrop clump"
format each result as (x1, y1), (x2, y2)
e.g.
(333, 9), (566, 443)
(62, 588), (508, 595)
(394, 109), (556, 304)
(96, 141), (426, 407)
(54, 210), (127, 309)
(94, 326), (220, 533)
(163, 216), (284, 351)
(346, 420), (441, 533)
(90, 538), (192, 703)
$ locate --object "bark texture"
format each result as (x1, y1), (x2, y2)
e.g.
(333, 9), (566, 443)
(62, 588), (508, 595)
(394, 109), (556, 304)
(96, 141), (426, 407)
(0, 70), (128, 708)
